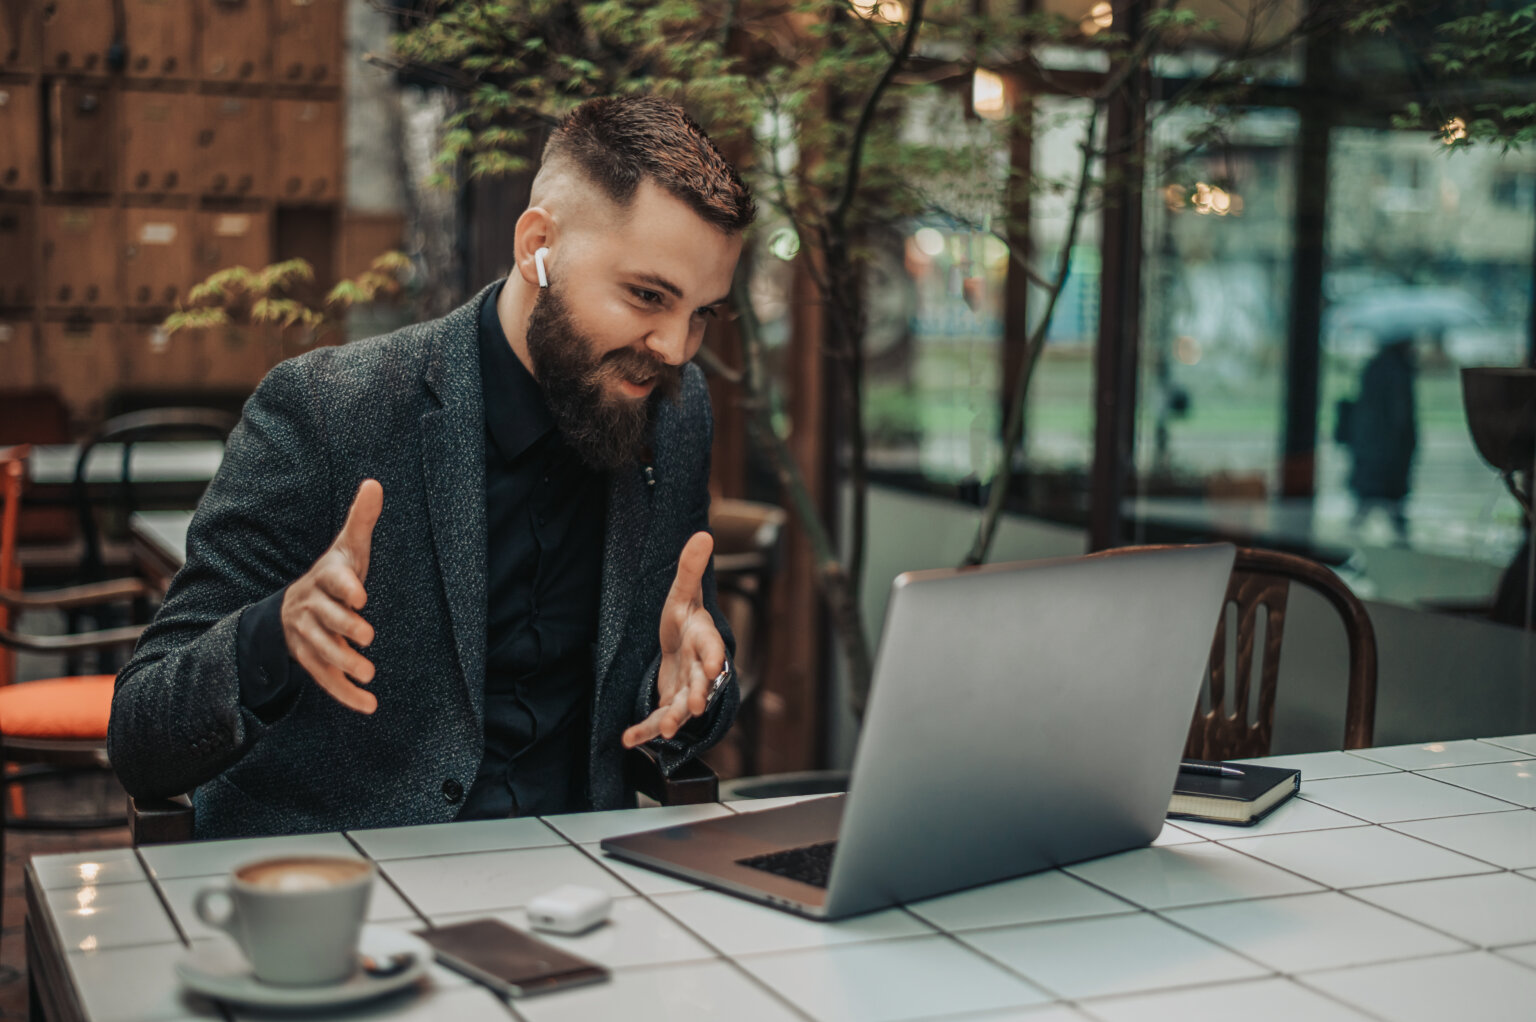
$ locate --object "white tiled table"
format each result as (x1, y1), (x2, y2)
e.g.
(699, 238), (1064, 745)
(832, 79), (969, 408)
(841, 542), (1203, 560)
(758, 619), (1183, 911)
(26, 736), (1536, 1022)
(28, 444), (227, 488)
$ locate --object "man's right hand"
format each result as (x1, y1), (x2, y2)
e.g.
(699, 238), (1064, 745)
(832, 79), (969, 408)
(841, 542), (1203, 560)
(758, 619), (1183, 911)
(279, 479), (382, 714)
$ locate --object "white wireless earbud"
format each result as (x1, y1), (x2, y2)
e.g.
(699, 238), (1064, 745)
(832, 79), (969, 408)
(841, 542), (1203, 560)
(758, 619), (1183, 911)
(534, 247), (550, 288)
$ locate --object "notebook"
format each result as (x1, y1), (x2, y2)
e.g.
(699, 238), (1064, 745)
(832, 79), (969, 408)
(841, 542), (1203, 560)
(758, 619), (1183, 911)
(1168, 760), (1301, 826)
(602, 544), (1237, 920)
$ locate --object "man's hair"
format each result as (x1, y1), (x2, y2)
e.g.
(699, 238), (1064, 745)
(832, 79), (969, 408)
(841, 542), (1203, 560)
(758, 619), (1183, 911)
(543, 96), (755, 234)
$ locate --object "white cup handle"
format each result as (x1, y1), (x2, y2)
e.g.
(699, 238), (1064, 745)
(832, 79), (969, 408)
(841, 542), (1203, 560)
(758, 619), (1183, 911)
(194, 887), (239, 939)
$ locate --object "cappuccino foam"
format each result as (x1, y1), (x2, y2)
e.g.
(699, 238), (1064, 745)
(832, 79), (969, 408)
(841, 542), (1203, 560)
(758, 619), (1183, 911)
(237, 856), (370, 892)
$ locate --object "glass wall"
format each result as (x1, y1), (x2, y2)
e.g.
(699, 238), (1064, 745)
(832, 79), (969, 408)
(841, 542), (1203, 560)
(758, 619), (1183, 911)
(1134, 106), (1297, 501)
(862, 89), (1009, 487)
(1023, 97), (1103, 476)
(1322, 129), (1535, 582)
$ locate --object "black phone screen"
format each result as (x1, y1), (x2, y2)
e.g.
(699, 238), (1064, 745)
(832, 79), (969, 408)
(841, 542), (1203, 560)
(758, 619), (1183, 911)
(414, 918), (609, 997)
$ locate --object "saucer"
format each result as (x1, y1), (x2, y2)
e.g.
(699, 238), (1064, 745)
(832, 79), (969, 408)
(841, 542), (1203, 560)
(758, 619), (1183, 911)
(174, 926), (430, 1008)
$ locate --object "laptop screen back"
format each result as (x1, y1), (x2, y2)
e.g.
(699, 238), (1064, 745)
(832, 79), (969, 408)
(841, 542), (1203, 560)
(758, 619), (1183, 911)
(822, 544), (1235, 917)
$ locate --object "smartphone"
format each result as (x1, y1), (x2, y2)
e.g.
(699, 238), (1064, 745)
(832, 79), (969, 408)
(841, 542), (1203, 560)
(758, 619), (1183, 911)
(414, 918), (609, 997)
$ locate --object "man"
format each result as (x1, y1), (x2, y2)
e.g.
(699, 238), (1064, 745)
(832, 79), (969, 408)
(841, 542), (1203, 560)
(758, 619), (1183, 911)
(109, 96), (754, 839)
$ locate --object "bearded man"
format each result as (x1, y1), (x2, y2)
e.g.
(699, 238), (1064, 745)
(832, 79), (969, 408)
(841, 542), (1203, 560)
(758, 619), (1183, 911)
(109, 96), (753, 839)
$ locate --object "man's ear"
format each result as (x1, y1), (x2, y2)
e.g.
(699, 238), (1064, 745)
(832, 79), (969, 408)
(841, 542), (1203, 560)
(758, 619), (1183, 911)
(513, 207), (555, 288)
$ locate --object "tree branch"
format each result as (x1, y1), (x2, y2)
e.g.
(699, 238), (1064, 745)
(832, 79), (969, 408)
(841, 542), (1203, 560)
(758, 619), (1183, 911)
(963, 102), (1101, 566)
(827, 0), (928, 234)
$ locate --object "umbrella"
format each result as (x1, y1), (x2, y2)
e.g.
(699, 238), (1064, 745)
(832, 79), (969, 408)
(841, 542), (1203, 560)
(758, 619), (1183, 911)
(1324, 285), (1488, 342)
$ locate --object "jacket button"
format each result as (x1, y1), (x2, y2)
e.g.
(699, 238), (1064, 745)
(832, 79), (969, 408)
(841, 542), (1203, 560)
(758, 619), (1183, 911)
(441, 779), (463, 804)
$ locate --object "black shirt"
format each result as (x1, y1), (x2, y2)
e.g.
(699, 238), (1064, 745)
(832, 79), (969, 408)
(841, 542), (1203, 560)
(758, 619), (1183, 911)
(235, 280), (607, 818)
(464, 281), (606, 817)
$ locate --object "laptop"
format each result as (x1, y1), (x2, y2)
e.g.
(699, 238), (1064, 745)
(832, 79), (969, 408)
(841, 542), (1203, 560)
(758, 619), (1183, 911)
(602, 543), (1236, 920)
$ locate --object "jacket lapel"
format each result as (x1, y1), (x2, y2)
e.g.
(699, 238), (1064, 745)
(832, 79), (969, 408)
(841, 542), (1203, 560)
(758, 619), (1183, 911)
(420, 288), (492, 722)
(594, 461), (653, 702)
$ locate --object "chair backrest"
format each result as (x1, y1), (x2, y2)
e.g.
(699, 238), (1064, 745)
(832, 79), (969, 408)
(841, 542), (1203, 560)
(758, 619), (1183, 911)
(0, 389), (73, 546)
(709, 499), (788, 697)
(0, 445), (30, 687)
(1104, 544), (1377, 758)
(708, 498), (788, 778)
(73, 407), (239, 579)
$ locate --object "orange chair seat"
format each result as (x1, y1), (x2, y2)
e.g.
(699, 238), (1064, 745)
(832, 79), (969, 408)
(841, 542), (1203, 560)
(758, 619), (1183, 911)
(0, 676), (114, 740)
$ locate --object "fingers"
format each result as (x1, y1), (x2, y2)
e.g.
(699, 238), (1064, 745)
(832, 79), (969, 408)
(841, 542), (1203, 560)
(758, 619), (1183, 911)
(687, 658), (711, 717)
(312, 594), (374, 647)
(310, 661), (379, 715)
(660, 531), (714, 650)
(315, 559), (369, 612)
(666, 532), (713, 609)
(289, 625), (377, 714)
(621, 685), (693, 749)
(335, 479), (383, 581)
(279, 482), (384, 715)
(301, 619), (376, 683)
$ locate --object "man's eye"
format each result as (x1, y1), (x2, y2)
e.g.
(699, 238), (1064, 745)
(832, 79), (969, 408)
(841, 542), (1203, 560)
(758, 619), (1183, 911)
(694, 306), (719, 322)
(631, 288), (663, 304)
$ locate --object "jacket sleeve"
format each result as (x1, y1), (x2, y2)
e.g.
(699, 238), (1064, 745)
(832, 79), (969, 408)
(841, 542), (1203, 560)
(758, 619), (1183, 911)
(108, 358), (334, 799)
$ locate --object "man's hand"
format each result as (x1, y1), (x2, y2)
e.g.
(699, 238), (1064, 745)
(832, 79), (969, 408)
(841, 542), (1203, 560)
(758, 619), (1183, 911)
(279, 479), (382, 714)
(622, 531), (726, 749)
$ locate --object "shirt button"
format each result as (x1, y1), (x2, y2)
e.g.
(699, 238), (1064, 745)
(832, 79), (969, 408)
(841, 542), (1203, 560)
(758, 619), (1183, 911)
(441, 779), (463, 804)
(537, 515), (546, 526)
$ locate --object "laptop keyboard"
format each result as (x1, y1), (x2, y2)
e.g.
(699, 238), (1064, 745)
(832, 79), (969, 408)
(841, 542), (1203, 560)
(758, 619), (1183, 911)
(737, 841), (838, 888)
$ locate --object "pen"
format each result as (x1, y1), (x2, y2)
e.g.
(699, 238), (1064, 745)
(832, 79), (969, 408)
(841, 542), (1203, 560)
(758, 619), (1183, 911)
(1180, 760), (1245, 779)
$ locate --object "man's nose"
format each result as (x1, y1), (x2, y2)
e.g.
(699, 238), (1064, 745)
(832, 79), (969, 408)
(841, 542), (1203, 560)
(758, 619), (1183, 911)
(644, 314), (693, 366)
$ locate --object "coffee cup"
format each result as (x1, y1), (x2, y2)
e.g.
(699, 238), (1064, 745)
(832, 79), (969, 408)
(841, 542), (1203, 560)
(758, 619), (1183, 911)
(194, 855), (375, 986)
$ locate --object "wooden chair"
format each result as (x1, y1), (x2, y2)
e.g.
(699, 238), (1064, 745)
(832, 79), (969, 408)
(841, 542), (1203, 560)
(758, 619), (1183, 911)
(0, 389), (81, 586)
(0, 446), (154, 861)
(1107, 544), (1378, 759)
(132, 748), (719, 845)
(709, 498), (788, 778)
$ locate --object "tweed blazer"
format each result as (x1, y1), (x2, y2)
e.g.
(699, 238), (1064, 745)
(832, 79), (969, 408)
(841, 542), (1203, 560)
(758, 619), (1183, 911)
(108, 285), (738, 839)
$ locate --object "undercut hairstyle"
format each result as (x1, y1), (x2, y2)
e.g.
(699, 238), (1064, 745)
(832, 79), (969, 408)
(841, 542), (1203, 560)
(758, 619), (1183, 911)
(543, 96), (755, 234)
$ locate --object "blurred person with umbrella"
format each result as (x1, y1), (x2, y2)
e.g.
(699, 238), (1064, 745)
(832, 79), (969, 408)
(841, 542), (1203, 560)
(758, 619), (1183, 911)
(1337, 332), (1419, 544)
(1324, 284), (1486, 360)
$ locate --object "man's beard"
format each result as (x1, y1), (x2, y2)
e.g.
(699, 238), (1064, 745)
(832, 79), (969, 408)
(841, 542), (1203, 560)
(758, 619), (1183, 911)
(524, 281), (682, 471)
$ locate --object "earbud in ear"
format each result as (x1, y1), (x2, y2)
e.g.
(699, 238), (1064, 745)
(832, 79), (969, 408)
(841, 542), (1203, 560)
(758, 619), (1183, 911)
(534, 247), (550, 288)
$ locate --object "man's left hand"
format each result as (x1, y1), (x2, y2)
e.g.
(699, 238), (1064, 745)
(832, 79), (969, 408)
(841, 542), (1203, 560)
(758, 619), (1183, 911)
(621, 531), (727, 749)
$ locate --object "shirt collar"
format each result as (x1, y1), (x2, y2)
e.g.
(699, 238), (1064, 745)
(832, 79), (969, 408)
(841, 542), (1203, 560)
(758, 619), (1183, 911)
(479, 279), (555, 463)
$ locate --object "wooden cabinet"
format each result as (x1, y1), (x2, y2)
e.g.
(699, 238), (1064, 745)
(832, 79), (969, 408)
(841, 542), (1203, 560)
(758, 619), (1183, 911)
(40, 0), (117, 74)
(273, 98), (339, 202)
(39, 319), (116, 419)
(50, 82), (114, 193)
(194, 209), (271, 274)
(195, 94), (269, 197)
(0, 321), (39, 387)
(0, 205), (38, 307)
(201, 324), (275, 387)
(119, 320), (202, 387)
(124, 0), (192, 79)
(339, 212), (404, 279)
(0, 0), (40, 73)
(273, 0), (344, 85)
(198, 0), (269, 84)
(41, 205), (117, 306)
(121, 90), (195, 194)
(4, 0), (350, 421)
(123, 208), (193, 307)
(0, 84), (40, 191)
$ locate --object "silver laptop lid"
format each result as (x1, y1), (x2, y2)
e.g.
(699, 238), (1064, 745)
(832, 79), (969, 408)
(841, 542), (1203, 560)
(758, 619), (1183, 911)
(822, 544), (1235, 917)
